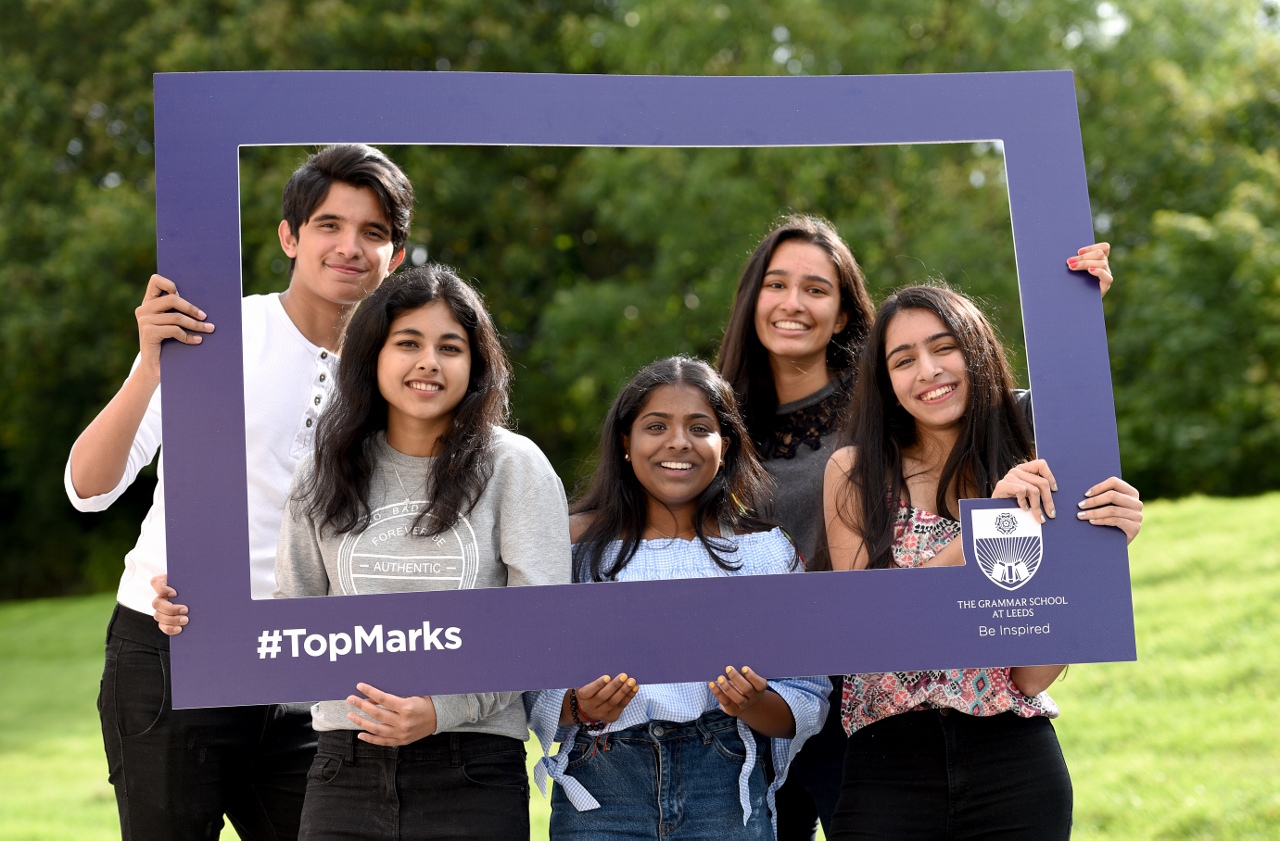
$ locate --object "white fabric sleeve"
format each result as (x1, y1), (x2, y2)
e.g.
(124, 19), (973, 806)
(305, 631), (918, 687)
(272, 460), (330, 599)
(64, 356), (163, 512)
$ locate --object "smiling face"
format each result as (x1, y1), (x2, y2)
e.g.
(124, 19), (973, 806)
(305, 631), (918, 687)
(884, 307), (971, 436)
(622, 383), (729, 524)
(279, 181), (405, 310)
(376, 301), (472, 455)
(753, 239), (850, 368)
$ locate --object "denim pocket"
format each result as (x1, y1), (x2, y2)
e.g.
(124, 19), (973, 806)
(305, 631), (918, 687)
(564, 737), (601, 772)
(110, 638), (169, 738)
(460, 748), (528, 792)
(708, 725), (748, 764)
(306, 752), (344, 787)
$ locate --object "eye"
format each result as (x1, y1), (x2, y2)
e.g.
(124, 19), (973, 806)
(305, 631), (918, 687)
(806, 285), (828, 296)
(890, 355), (913, 369)
(396, 339), (419, 349)
(439, 344), (463, 354)
(645, 422), (667, 432)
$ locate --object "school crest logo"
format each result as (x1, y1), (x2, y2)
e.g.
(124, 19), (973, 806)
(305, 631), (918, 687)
(970, 506), (1043, 591)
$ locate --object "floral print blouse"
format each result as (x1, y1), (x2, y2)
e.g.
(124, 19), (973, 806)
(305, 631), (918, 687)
(840, 500), (1059, 735)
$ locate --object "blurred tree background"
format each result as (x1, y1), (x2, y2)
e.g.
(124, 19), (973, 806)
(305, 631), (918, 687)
(2, 0), (1278, 597)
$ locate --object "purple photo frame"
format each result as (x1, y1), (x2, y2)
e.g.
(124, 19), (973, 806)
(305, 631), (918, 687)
(155, 71), (1135, 709)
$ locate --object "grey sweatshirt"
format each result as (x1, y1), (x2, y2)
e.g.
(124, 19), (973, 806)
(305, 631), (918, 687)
(274, 427), (571, 740)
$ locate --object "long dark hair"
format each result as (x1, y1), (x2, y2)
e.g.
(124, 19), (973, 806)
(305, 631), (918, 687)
(301, 264), (511, 536)
(571, 356), (783, 582)
(716, 214), (876, 445)
(835, 285), (1033, 569)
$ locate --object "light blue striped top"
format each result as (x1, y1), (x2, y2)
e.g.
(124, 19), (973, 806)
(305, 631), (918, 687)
(527, 528), (830, 827)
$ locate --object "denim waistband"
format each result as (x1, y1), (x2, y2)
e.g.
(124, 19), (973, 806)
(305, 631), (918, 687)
(106, 602), (170, 648)
(867, 708), (1050, 734)
(316, 729), (523, 763)
(585, 709), (738, 745)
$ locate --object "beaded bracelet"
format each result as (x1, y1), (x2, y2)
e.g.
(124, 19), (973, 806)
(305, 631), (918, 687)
(568, 688), (607, 732)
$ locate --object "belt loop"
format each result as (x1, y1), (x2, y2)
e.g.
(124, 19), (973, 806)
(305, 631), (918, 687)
(343, 730), (358, 765)
(105, 603), (120, 645)
(450, 732), (462, 768)
(695, 712), (713, 744)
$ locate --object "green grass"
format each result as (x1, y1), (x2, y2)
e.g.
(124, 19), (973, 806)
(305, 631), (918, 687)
(1052, 493), (1280, 838)
(2, 493), (1278, 839)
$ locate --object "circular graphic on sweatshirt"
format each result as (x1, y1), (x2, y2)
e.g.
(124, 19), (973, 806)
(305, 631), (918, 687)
(334, 499), (479, 595)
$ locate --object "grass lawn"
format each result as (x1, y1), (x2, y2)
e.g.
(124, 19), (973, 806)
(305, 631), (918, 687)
(1, 493), (1277, 839)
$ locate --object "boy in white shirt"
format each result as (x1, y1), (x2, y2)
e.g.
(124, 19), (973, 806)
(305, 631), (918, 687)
(66, 144), (411, 841)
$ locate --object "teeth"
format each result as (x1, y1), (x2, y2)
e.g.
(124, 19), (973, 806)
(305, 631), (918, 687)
(921, 384), (955, 401)
(660, 462), (694, 470)
(774, 320), (809, 331)
(409, 382), (442, 392)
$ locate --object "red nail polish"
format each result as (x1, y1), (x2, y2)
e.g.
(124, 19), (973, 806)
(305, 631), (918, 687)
(1067, 258), (1078, 268)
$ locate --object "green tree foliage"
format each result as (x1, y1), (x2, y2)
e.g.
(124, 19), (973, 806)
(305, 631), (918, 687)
(2, 0), (1278, 596)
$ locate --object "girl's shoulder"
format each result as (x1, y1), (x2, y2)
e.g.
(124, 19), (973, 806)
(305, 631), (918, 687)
(725, 526), (798, 573)
(828, 444), (859, 472)
(487, 426), (557, 474)
(568, 511), (597, 543)
(290, 450), (318, 485)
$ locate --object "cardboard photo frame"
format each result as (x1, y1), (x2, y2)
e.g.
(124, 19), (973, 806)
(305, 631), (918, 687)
(155, 70), (1134, 708)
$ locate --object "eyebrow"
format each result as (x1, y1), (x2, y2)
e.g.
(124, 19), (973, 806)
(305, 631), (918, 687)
(639, 411), (715, 422)
(886, 331), (955, 359)
(764, 268), (835, 288)
(310, 212), (392, 236)
(390, 328), (469, 344)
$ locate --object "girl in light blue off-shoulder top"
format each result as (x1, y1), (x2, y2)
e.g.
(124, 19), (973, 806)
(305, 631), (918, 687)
(527, 356), (829, 839)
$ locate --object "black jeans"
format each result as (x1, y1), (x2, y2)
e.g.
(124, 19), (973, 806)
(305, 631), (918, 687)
(300, 729), (530, 840)
(830, 709), (1072, 840)
(774, 677), (847, 840)
(99, 604), (317, 840)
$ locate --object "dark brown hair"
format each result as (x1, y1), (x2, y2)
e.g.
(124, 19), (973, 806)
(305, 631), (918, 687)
(716, 214), (875, 445)
(571, 356), (785, 582)
(833, 284), (1033, 569)
(281, 144), (414, 273)
(301, 264), (510, 537)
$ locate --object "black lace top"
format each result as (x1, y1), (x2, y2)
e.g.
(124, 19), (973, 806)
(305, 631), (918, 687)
(760, 375), (853, 460)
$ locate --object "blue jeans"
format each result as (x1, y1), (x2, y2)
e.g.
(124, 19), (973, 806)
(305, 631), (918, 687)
(550, 711), (772, 840)
(830, 709), (1072, 840)
(299, 729), (529, 840)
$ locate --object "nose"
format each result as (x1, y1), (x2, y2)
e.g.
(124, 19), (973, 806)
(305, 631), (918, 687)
(416, 349), (440, 372)
(667, 426), (692, 450)
(918, 351), (944, 380)
(781, 284), (804, 312)
(335, 228), (361, 257)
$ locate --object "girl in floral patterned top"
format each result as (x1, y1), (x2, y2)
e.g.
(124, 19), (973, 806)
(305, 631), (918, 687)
(822, 285), (1143, 839)
(715, 217), (1117, 840)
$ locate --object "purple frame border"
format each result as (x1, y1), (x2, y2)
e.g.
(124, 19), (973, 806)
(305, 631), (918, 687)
(155, 71), (1135, 709)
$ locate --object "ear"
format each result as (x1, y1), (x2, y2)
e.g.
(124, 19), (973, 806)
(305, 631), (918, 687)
(278, 219), (299, 258)
(720, 435), (729, 466)
(388, 247), (406, 273)
(834, 307), (850, 335)
(620, 433), (631, 463)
